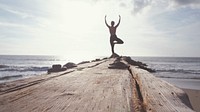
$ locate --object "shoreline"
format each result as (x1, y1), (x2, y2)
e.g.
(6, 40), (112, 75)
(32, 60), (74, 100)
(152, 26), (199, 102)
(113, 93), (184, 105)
(161, 78), (200, 112)
(161, 78), (200, 90)
(182, 88), (200, 112)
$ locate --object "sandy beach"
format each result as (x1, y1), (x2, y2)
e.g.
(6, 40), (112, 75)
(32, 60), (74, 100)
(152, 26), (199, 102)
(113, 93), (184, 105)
(162, 78), (200, 112)
(183, 88), (200, 112)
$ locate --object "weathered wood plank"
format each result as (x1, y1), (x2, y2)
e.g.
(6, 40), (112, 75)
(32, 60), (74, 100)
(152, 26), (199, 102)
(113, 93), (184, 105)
(0, 59), (134, 112)
(0, 57), (193, 112)
(129, 65), (194, 112)
(0, 60), (106, 95)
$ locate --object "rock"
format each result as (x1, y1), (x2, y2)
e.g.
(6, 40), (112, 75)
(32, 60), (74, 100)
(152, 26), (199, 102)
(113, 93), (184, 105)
(48, 64), (67, 74)
(63, 62), (77, 69)
(123, 56), (155, 73)
(95, 59), (101, 61)
(92, 59), (101, 62)
(78, 61), (90, 65)
(123, 56), (147, 66)
(108, 57), (128, 69)
(102, 57), (108, 60)
(110, 53), (120, 58)
(108, 61), (129, 69)
(52, 64), (62, 70)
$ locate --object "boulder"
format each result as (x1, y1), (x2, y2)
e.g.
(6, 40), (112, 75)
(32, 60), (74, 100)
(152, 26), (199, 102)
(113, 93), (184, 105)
(48, 64), (67, 74)
(63, 62), (77, 69)
(52, 64), (62, 70)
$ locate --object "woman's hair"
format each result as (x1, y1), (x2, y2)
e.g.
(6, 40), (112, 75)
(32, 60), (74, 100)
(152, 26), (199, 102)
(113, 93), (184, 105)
(111, 21), (115, 26)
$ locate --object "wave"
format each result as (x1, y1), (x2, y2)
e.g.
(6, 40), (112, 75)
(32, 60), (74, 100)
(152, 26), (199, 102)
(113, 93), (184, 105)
(156, 69), (200, 75)
(156, 75), (200, 80)
(0, 65), (9, 68)
(0, 75), (23, 80)
(0, 66), (49, 72)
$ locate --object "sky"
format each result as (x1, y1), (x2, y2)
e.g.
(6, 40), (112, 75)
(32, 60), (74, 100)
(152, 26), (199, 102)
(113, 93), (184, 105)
(0, 0), (200, 58)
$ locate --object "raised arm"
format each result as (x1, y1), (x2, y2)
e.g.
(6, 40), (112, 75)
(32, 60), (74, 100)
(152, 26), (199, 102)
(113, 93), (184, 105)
(115, 15), (121, 28)
(105, 15), (110, 28)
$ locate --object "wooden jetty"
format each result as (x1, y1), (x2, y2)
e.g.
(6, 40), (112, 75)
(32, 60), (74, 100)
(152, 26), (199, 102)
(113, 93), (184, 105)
(0, 57), (194, 112)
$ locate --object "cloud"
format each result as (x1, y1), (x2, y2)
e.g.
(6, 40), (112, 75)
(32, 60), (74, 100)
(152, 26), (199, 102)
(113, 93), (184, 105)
(119, 2), (127, 8)
(93, 0), (152, 14)
(0, 3), (34, 19)
(0, 22), (27, 28)
(131, 0), (152, 14)
(128, 0), (200, 15)
(0, 0), (200, 56)
(172, 0), (200, 6)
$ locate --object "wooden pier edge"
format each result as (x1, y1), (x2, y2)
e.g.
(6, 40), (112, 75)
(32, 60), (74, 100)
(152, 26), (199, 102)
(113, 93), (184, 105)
(123, 58), (195, 112)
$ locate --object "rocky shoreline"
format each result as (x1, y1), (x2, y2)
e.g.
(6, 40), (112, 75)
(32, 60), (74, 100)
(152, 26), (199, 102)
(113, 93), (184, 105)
(47, 56), (155, 74)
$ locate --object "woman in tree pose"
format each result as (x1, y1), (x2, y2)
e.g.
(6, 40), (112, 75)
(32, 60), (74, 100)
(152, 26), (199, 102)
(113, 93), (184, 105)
(105, 15), (124, 54)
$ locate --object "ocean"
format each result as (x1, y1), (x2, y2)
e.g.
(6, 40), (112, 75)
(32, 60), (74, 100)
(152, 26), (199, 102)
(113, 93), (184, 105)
(132, 57), (200, 80)
(0, 55), (200, 84)
(0, 55), (67, 83)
